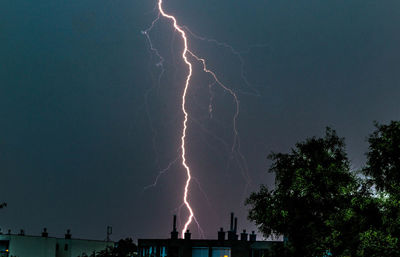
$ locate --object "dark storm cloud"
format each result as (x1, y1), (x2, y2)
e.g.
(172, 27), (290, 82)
(0, 0), (399, 240)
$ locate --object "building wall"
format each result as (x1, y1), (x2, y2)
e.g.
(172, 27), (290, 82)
(0, 234), (113, 257)
(0, 235), (57, 257)
(138, 239), (276, 257)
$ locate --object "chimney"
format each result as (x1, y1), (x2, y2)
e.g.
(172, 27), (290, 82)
(65, 229), (72, 239)
(234, 218), (238, 233)
(227, 213), (237, 241)
(19, 229), (25, 236)
(240, 230), (248, 241)
(218, 228), (225, 241)
(42, 228), (48, 237)
(249, 231), (256, 242)
(171, 215), (178, 239)
(184, 230), (191, 240)
(234, 218), (239, 240)
(230, 213), (234, 231)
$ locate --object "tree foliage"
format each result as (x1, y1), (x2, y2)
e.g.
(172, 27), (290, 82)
(95, 238), (137, 257)
(363, 121), (400, 243)
(247, 128), (358, 256)
(357, 229), (400, 257)
(247, 123), (400, 256)
(365, 121), (400, 195)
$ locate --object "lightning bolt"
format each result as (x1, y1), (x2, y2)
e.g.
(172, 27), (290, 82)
(155, 0), (195, 236)
(144, 0), (254, 236)
(183, 26), (267, 97)
(143, 154), (180, 191)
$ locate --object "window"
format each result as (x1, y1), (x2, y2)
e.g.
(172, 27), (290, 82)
(64, 244), (69, 251)
(211, 247), (230, 257)
(169, 246), (179, 257)
(192, 247), (208, 257)
(0, 240), (9, 257)
(161, 246), (167, 257)
(142, 246), (159, 257)
(149, 246), (155, 256)
(0, 241), (9, 252)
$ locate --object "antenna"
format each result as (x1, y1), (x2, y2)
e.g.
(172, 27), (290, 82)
(106, 226), (112, 242)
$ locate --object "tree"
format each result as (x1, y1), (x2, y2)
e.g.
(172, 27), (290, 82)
(247, 128), (361, 256)
(246, 128), (392, 256)
(0, 202), (6, 209)
(95, 238), (137, 257)
(357, 229), (400, 257)
(363, 121), (400, 242)
(247, 122), (400, 256)
(347, 121), (400, 255)
(322, 185), (384, 256)
(364, 121), (400, 196)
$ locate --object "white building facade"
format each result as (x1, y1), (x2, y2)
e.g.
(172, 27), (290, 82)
(0, 232), (113, 257)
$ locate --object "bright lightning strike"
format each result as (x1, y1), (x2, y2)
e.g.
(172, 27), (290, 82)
(144, 0), (252, 237)
(156, 0), (195, 236)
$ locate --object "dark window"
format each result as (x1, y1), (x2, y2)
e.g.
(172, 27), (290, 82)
(0, 240), (9, 251)
(169, 246), (179, 257)
(56, 244), (59, 251)
(64, 244), (69, 251)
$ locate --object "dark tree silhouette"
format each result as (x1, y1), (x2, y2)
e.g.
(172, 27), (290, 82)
(361, 120), (400, 252)
(364, 121), (400, 195)
(96, 238), (137, 257)
(247, 128), (359, 256)
(246, 127), (392, 256)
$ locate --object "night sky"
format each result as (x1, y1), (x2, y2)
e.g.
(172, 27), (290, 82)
(1, 0), (400, 241)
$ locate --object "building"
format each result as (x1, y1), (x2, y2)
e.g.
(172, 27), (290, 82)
(138, 214), (282, 257)
(0, 229), (113, 257)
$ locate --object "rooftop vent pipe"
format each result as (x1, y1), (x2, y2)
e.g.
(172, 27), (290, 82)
(171, 215), (178, 239)
(250, 231), (257, 242)
(240, 230), (248, 241)
(230, 212), (234, 231)
(228, 213), (238, 241)
(184, 230), (191, 240)
(218, 228), (225, 241)
(42, 228), (48, 237)
(65, 229), (72, 239)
